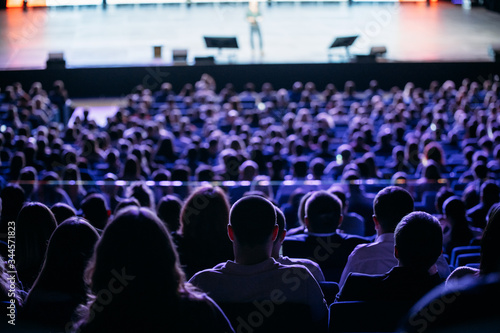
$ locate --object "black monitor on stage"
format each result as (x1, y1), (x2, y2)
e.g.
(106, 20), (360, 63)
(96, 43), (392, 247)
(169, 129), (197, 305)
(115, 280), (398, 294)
(204, 37), (239, 49)
(329, 36), (358, 49)
(328, 35), (359, 60)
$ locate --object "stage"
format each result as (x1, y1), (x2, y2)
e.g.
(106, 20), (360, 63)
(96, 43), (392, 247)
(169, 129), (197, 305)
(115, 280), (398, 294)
(1, 1), (500, 70)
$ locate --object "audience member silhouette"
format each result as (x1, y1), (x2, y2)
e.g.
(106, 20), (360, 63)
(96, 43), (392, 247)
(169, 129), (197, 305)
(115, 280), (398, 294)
(330, 186), (365, 237)
(113, 197), (140, 216)
(16, 202), (57, 290)
(339, 186), (414, 288)
(157, 194), (183, 234)
(20, 217), (99, 330)
(441, 196), (482, 256)
(336, 211), (444, 303)
(80, 193), (110, 233)
(74, 207), (234, 333)
(189, 195), (328, 330)
(0, 185), (26, 255)
(283, 190), (369, 282)
(467, 180), (500, 229)
(50, 202), (76, 225)
(178, 186), (234, 279)
(272, 207), (325, 281)
(446, 202), (500, 284)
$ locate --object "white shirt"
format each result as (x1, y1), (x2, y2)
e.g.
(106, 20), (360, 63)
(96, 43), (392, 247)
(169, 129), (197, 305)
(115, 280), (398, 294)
(275, 255), (325, 282)
(189, 258), (328, 322)
(339, 233), (397, 288)
(339, 233), (451, 288)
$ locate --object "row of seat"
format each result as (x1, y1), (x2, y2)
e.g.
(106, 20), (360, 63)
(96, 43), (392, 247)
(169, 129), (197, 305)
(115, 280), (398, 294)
(216, 298), (414, 333)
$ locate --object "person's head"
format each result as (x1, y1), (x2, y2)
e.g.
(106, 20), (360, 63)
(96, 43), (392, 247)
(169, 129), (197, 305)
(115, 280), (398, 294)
(480, 203), (500, 275)
(239, 160), (258, 181)
(30, 217), (99, 295)
(81, 193), (110, 230)
(51, 202), (77, 225)
(228, 195), (278, 248)
(435, 187), (455, 215)
(157, 195), (183, 233)
(462, 184), (480, 210)
(480, 180), (500, 207)
(422, 160), (441, 180)
(180, 186), (233, 271)
(304, 191), (343, 234)
(114, 197), (140, 216)
(16, 202), (57, 287)
(443, 196), (468, 228)
(126, 182), (155, 210)
(373, 186), (414, 234)
(0, 184), (25, 223)
(394, 212), (443, 271)
(423, 141), (445, 166)
(81, 207), (190, 329)
(181, 185), (229, 235)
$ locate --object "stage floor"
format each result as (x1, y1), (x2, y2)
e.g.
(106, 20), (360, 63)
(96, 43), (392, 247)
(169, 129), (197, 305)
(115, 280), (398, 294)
(1, 2), (500, 69)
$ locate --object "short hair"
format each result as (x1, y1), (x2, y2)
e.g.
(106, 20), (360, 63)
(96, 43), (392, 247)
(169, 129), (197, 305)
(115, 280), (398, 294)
(330, 187), (347, 212)
(157, 195), (183, 233)
(229, 195), (277, 246)
(81, 193), (109, 230)
(481, 181), (500, 205)
(126, 182), (155, 210)
(51, 203), (77, 225)
(374, 186), (414, 233)
(114, 198), (140, 216)
(395, 211), (443, 270)
(305, 191), (342, 233)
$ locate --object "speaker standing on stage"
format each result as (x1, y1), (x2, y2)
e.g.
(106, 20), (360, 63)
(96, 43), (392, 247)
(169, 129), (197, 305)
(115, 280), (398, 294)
(247, 0), (263, 54)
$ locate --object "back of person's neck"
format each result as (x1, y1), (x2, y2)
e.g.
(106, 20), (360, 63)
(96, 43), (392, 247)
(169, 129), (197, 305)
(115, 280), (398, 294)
(234, 245), (272, 265)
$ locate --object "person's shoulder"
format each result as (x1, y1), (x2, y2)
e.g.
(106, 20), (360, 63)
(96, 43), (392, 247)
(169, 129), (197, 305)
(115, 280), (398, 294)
(189, 265), (226, 282)
(283, 256), (321, 270)
(284, 233), (309, 242)
(348, 241), (373, 255)
(342, 233), (371, 244)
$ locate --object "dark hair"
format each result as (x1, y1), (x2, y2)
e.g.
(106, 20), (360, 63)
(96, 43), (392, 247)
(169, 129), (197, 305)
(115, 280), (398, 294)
(114, 197), (140, 216)
(180, 186), (233, 275)
(480, 203), (500, 275)
(78, 207), (200, 331)
(157, 195), (183, 233)
(305, 191), (342, 233)
(27, 217), (99, 300)
(229, 195), (277, 246)
(81, 193), (109, 230)
(395, 211), (443, 270)
(126, 182), (155, 210)
(16, 202), (57, 289)
(51, 202), (77, 225)
(435, 186), (455, 215)
(0, 184), (25, 224)
(374, 186), (414, 233)
(481, 180), (500, 206)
